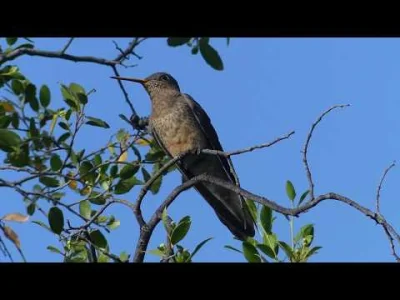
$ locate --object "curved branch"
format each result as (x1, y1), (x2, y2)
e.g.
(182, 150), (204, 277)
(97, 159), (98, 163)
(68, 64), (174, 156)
(376, 161), (396, 214)
(133, 172), (400, 262)
(302, 104), (350, 200)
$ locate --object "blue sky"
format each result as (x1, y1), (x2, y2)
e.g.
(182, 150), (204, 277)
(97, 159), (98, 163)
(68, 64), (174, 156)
(1, 37), (400, 262)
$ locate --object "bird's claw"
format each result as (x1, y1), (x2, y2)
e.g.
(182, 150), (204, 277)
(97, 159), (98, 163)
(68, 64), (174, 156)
(190, 148), (202, 156)
(130, 114), (149, 131)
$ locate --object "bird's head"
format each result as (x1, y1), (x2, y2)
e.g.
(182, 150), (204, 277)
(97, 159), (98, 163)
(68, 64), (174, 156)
(111, 72), (180, 97)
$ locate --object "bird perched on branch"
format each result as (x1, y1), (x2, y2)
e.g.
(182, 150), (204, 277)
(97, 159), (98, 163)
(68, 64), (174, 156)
(111, 72), (255, 241)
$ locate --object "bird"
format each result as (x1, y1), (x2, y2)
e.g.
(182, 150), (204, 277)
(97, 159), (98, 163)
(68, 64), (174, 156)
(111, 72), (255, 241)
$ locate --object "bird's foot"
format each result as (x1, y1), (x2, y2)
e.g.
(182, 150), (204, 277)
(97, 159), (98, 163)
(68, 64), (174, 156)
(130, 114), (149, 131)
(189, 148), (202, 156)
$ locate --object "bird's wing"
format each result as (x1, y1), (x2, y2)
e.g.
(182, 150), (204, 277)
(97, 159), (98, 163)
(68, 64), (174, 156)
(182, 93), (241, 187)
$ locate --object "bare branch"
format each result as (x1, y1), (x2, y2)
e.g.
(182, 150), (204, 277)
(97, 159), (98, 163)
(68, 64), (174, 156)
(302, 104), (350, 200)
(60, 38), (75, 54)
(376, 161), (396, 214)
(382, 226), (400, 262)
(0, 47), (119, 66)
(202, 130), (295, 157)
(133, 171), (400, 262)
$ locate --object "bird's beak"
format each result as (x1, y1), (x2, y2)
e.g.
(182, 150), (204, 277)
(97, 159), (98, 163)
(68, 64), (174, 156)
(110, 76), (148, 85)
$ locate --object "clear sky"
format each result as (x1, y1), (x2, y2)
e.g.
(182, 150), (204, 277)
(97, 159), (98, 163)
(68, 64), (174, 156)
(1, 37), (400, 262)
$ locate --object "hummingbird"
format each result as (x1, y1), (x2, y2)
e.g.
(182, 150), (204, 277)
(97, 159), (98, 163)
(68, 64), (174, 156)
(112, 72), (255, 241)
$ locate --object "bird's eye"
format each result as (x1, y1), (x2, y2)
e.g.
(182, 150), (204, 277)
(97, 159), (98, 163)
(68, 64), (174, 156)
(160, 75), (169, 81)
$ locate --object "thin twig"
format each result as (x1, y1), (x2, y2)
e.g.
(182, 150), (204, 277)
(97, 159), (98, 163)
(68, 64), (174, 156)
(111, 65), (136, 115)
(302, 104), (350, 200)
(0, 234), (13, 262)
(376, 161), (396, 215)
(113, 38), (147, 63)
(202, 131), (295, 157)
(382, 226), (400, 262)
(61, 38), (75, 54)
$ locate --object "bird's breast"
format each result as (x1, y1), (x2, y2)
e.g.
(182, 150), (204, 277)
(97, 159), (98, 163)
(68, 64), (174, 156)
(150, 107), (207, 157)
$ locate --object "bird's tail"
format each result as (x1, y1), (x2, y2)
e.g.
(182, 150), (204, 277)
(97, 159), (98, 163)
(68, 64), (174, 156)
(194, 180), (256, 241)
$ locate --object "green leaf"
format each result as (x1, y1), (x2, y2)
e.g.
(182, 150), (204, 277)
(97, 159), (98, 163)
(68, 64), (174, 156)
(39, 85), (51, 108)
(191, 46), (199, 55)
(77, 93), (87, 105)
(50, 154), (62, 171)
(199, 39), (224, 71)
(65, 98), (78, 110)
(118, 114), (131, 125)
(120, 251), (129, 262)
(245, 199), (258, 223)
(97, 252), (110, 263)
(224, 245), (243, 254)
(27, 203), (36, 216)
(48, 207), (64, 235)
(256, 244), (275, 259)
(307, 246), (322, 258)
(298, 190), (310, 206)
(11, 80), (24, 95)
(162, 208), (169, 233)
(145, 147), (165, 162)
(120, 163), (139, 180)
(295, 224), (315, 246)
(278, 241), (293, 261)
(58, 132), (70, 144)
(141, 167), (151, 182)
(286, 180), (296, 202)
(8, 142), (29, 167)
(69, 83), (86, 95)
(150, 173), (162, 195)
(52, 192), (65, 201)
(294, 224), (314, 244)
(58, 122), (69, 131)
(0, 129), (21, 152)
(11, 113), (19, 129)
(260, 205), (272, 234)
(6, 37), (18, 46)
(61, 84), (73, 100)
(89, 194), (106, 205)
(93, 154), (102, 166)
(89, 230), (107, 249)
(189, 237), (213, 260)
(227, 37), (230, 46)
(148, 249), (165, 257)
(114, 176), (142, 194)
(0, 116), (11, 128)
(86, 116), (110, 129)
(29, 118), (38, 139)
(39, 176), (59, 188)
(167, 37), (191, 47)
(79, 161), (95, 183)
(79, 200), (91, 219)
(242, 241), (261, 263)
(263, 232), (278, 253)
(107, 216), (120, 230)
(170, 216), (191, 245)
(25, 84), (39, 112)
(110, 165), (118, 178)
(32, 220), (52, 232)
(47, 245), (63, 255)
